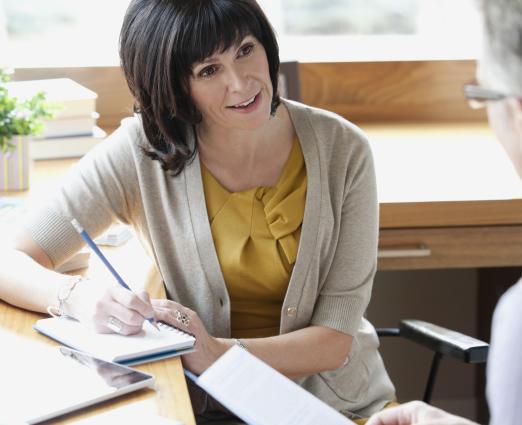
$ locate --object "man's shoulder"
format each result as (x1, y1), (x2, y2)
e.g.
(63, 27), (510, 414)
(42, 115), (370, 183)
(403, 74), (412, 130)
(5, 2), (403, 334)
(496, 279), (522, 320)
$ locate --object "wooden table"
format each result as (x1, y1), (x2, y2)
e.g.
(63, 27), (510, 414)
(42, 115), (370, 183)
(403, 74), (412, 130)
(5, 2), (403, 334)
(363, 122), (522, 270)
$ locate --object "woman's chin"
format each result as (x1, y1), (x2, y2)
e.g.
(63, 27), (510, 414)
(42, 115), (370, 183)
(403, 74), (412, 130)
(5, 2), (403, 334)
(229, 110), (272, 132)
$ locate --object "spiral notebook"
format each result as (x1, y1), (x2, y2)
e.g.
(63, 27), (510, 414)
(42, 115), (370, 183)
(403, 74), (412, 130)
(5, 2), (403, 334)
(34, 317), (196, 365)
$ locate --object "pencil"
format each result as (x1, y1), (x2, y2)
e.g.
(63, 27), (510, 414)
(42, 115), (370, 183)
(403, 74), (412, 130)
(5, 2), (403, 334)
(70, 218), (159, 330)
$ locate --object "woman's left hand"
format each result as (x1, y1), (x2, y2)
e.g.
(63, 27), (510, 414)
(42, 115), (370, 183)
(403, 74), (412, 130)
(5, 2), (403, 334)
(152, 299), (229, 375)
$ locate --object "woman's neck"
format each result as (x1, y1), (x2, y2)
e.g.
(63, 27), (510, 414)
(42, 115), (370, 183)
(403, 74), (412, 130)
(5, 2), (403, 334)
(197, 104), (293, 168)
(196, 103), (296, 192)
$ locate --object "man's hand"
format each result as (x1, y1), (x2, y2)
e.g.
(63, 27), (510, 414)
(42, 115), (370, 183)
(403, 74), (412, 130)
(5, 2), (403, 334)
(366, 401), (478, 425)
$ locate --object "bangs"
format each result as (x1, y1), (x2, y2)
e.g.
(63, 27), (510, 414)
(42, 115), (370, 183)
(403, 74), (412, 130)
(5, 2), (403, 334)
(177, 1), (266, 72)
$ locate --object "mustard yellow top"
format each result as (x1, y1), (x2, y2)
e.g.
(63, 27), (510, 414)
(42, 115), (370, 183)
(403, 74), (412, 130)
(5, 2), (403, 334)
(201, 139), (307, 338)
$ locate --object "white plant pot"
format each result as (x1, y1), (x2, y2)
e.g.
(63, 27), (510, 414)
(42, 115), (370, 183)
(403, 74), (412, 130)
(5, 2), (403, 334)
(0, 136), (31, 191)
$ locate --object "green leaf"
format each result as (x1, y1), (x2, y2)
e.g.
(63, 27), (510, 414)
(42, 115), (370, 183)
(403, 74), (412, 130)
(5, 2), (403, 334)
(0, 69), (56, 152)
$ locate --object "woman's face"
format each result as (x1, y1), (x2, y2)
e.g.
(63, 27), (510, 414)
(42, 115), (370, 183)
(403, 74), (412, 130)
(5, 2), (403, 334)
(189, 35), (273, 134)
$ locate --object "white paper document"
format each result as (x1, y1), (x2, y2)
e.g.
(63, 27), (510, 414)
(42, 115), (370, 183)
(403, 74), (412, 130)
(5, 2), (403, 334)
(196, 346), (354, 425)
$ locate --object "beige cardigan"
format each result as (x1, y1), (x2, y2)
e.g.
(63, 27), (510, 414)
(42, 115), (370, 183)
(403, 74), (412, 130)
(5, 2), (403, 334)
(27, 99), (395, 418)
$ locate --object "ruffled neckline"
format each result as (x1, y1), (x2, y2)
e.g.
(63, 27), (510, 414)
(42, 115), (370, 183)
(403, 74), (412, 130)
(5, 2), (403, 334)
(201, 138), (307, 266)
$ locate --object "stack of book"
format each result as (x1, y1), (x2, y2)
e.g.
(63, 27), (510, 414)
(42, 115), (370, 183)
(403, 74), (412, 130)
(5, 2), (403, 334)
(94, 223), (133, 247)
(7, 78), (106, 159)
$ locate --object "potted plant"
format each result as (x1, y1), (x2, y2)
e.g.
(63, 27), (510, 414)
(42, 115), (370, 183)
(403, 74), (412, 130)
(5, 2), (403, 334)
(0, 69), (53, 191)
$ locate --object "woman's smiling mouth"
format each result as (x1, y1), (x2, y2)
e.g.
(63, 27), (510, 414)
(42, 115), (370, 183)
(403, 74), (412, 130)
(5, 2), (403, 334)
(227, 92), (261, 111)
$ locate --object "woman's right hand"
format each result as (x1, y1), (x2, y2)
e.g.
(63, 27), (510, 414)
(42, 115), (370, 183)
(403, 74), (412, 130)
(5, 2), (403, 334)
(66, 279), (155, 336)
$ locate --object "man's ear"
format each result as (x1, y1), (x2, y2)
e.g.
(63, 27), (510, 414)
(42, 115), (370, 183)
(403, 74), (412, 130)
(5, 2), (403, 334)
(510, 98), (522, 139)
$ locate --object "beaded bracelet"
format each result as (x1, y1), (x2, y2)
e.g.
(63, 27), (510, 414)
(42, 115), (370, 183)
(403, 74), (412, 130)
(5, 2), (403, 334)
(47, 275), (85, 318)
(234, 338), (249, 352)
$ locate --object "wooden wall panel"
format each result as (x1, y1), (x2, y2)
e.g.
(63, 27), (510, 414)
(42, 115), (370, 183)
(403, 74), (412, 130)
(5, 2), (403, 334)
(300, 60), (488, 123)
(12, 60), (487, 131)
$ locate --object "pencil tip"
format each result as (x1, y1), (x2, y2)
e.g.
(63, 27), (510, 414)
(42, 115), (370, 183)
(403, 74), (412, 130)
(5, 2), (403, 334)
(148, 318), (160, 331)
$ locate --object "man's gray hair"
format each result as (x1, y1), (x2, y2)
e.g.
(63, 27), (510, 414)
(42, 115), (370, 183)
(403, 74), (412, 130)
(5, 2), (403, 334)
(480, 0), (522, 95)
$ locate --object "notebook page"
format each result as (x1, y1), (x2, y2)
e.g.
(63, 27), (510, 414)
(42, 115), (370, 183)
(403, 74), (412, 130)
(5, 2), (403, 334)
(35, 318), (195, 363)
(196, 346), (354, 425)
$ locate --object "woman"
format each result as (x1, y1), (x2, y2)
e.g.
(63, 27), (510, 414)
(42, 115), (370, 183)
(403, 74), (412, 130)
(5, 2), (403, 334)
(0, 0), (394, 423)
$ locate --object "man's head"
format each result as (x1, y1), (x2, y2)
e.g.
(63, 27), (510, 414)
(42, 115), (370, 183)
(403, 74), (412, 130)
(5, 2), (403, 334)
(477, 0), (522, 176)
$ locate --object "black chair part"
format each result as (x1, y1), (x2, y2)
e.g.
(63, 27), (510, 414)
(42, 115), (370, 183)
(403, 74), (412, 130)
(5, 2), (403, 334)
(399, 319), (488, 364)
(376, 319), (489, 404)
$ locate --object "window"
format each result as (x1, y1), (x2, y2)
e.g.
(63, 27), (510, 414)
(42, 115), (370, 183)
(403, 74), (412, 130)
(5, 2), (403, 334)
(1, 0), (482, 68)
(279, 0), (419, 35)
(1, 0), (130, 67)
(259, 0), (482, 62)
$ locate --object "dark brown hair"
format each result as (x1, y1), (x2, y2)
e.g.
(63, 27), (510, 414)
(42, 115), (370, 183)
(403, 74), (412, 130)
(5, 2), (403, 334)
(119, 0), (281, 176)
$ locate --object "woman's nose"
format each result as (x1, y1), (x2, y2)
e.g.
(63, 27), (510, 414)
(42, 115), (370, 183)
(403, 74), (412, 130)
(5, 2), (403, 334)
(226, 67), (248, 92)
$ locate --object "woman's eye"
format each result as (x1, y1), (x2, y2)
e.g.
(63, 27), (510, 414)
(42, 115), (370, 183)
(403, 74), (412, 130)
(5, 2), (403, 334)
(200, 65), (217, 78)
(239, 43), (254, 57)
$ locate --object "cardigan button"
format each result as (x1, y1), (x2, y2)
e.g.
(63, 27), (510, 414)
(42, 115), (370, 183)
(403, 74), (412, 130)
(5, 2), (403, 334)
(219, 298), (224, 307)
(255, 188), (264, 201)
(286, 307), (297, 317)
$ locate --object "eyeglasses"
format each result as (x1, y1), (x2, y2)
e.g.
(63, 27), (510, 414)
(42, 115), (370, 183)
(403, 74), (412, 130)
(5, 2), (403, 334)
(463, 83), (515, 109)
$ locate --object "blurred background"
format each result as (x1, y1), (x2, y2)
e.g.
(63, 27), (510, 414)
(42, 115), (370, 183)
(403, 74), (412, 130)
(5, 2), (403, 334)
(0, 0), (481, 67)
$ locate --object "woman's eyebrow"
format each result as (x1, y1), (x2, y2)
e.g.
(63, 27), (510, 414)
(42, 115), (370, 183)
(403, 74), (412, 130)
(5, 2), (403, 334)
(193, 39), (251, 71)
(197, 55), (220, 66)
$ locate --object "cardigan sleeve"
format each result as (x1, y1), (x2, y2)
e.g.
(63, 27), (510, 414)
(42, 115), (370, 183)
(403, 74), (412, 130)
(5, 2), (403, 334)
(23, 120), (142, 268)
(310, 133), (378, 337)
